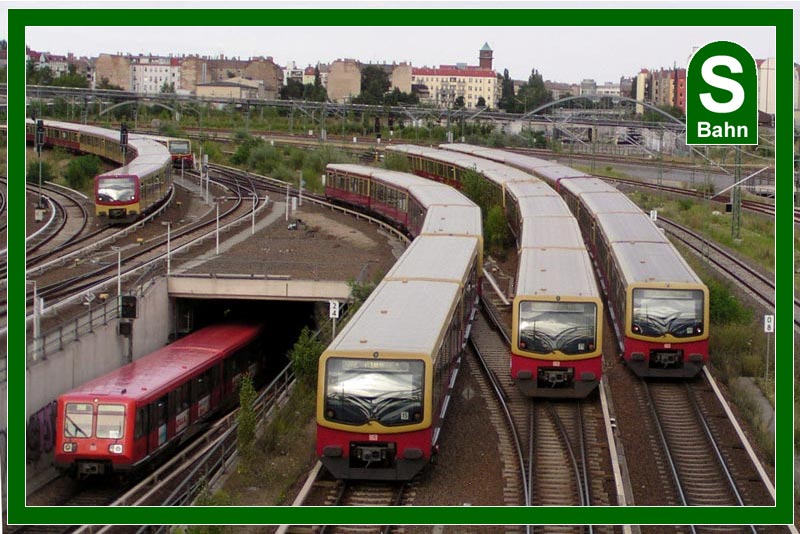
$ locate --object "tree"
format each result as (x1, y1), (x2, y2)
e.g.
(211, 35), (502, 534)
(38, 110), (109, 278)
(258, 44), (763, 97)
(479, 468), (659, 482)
(52, 71), (89, 89)
(453, 96), (465, 109)
(236, 373), (257, 472)
(97, 77), (124, 91)
(288, 326), (325, 386)
(354, 65), (391, 105)
(280, 78), (304, 100)
(160, 81), (176, 94)
(477, 96), (486, 108)
(64, 154), (101, 190)
(498, 69), (516, 112)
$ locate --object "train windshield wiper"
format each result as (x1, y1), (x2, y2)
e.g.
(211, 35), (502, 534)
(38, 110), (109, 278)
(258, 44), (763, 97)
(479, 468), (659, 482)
(64, 415), (90, 437)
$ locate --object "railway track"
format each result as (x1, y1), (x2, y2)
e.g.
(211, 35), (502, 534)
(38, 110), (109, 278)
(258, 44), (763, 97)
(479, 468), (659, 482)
(471, 301), (618, 534)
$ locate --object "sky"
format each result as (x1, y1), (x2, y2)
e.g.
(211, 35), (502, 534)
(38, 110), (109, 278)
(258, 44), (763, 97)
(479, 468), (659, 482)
(4, 1), (796, 85)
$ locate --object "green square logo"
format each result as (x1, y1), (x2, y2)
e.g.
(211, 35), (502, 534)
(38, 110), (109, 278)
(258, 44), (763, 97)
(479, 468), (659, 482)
(686, 41), (758, 145)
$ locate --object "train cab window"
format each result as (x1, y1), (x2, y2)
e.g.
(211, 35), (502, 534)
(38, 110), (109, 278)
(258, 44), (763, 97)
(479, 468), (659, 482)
(64, 403), (93, 438)
(96, 176), (136, 202)
(517, 301), (597, 355)
(631, 289), (704, 338)
(96, 404), (125, 439)
(324, 358), (425, 427)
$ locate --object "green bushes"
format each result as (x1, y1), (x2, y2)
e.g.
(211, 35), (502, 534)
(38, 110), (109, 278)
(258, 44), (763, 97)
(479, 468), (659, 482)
(63, 154), (101, 190)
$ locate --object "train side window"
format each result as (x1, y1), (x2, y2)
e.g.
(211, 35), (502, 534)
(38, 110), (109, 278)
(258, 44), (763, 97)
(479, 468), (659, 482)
(134, 407), (147, 439)
(180, 382), (190, 411)
(156, 397), (167, 426)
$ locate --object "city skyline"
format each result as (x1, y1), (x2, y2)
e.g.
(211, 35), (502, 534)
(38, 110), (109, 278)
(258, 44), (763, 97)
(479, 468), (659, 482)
(8, 2), (786, 86)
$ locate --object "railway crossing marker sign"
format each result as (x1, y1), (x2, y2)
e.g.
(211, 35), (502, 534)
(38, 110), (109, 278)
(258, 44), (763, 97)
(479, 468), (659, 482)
(686, 41), (757, 145)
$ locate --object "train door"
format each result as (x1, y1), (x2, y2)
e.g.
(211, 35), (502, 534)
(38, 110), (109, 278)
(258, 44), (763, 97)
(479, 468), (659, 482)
(210, 364), (222, 410)
(134, 406), (149, 459)
(148, 396), (168, 451)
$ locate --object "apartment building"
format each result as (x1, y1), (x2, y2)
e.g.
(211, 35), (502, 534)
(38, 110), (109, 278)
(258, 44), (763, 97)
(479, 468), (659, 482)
(411, 43), (499, 108)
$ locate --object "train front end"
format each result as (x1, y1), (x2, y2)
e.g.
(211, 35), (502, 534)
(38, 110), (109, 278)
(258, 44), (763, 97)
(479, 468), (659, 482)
(511, 248), (603, 398)
(512, 295), (603, 398)
(168, 139), (193, 169)
(55, 395), (136, 477)
(624, 282), (709, 378)
(95, 173), (140, 224)
(316, 351), (433, 481)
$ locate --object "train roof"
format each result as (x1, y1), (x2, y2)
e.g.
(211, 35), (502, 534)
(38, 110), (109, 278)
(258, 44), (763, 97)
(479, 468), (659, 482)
(388, 144), (533, 186)
(327, 164), (432, 189)
(519, 217), (585, 250)
(573, 190), (642, 214)
(439, 144), (590, 181)
(596, 212), (670, 245)
(384, 235), (478, 285)
(407, 182), (477, 208)
(612, 241), (703, 285)
(61, 323), (263, 403)
(33, 119), (172, 178)
(420, 204), (483, 238)
(327, 279), (460, 356)
(515, 248), (599, 298)
(505, 181), (558, 199)
(516, 195), (574, 218)
(556, 176), (619, 195)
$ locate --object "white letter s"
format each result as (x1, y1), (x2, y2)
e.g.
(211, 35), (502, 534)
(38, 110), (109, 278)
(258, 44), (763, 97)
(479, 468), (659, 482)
(699, 55), (745, 113)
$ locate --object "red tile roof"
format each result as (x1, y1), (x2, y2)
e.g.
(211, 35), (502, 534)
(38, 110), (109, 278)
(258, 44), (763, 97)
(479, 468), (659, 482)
(412, 66), (496, 78)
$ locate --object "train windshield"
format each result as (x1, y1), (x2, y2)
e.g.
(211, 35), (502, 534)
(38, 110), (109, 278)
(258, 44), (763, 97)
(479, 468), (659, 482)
(96, 404), (125, 439)
(518, 301), (597, 355)
(324, 358), (424, 427)
(64, 403), (93, 438)
(97, 177), (136, 202)
(169, 141), (190, 154)
(632, 288), (704, 338)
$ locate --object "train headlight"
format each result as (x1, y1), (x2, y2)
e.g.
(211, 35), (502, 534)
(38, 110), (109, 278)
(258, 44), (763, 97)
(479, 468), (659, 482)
(63, 442), (76, 453)
(108, 444), (123, 454)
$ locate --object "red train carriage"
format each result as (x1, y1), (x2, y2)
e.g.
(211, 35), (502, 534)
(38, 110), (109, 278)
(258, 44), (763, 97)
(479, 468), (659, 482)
(55, 323), (264, 477)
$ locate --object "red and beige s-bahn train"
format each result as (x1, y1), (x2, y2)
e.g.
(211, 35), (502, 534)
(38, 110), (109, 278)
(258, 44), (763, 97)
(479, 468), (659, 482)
(26, 119), (173, 224)
(385, 145), (604, 398)
(317, 164), (482, 480)
(441, 144), (709, 378)
(54, 323), (265, 477)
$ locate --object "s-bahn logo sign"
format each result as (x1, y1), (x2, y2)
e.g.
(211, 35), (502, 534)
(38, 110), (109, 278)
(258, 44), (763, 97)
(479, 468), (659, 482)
(686, 41), (758, 146)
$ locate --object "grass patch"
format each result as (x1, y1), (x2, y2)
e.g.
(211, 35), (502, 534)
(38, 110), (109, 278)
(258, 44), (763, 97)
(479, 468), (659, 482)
(627, 190), (775, 274)
(217, 380), (317, 507)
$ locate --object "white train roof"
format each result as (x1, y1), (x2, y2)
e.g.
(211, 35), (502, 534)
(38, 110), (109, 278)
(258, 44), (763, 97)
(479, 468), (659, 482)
(574, 190), (642, 214)
(388, 144), (533, 187)
(440, 144), (590, 181)
(33, 119), (171, 178)
(328, 279), (460, 356)
(420, 204), (482, 238)
(596, 212), (670, 245)
(328, 164), (431, 189)
(505, 181), (558, 199)
(515, 248), (600, 298)
(407, 182), (477, 208)
(516, 195), (574, 219)
(556, 176), (619, 194)
(384, 235), (478, 285)
(612, 241), (702, 285)
(519, 217), (585, 250)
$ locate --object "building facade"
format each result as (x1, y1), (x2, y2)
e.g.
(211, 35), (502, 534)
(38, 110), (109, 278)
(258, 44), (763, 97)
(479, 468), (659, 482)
(411, 43), (499, 109)
(326, 59), (362, 103)
(130, 55), (182, 94)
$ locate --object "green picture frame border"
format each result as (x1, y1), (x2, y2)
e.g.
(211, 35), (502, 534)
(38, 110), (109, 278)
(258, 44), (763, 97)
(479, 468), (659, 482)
(7, 6), (794, 526)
